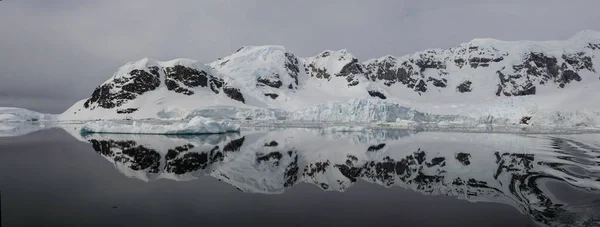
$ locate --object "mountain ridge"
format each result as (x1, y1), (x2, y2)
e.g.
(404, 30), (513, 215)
(33, 30), (600, 125)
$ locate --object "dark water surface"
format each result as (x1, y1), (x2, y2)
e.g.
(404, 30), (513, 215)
(1, 128), (599, 227)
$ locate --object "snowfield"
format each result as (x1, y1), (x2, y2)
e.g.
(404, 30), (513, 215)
(80, 116), (240, 134)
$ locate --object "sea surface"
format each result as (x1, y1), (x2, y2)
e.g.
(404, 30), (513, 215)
(0, 127), (599, 227)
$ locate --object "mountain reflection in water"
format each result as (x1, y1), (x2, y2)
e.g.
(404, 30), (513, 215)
(81, 129), (600, 227)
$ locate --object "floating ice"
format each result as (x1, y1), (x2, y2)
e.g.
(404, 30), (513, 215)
(80, 116), (240, 134)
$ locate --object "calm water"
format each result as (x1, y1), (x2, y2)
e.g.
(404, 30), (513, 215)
(1, 127), (600, 227)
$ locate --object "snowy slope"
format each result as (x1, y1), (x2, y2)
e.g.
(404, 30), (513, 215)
(69, 128), (600, 227)
(48, 30), (600, 127)
(59, 58), (250, 120)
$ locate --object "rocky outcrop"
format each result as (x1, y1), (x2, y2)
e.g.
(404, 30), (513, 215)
(223, 86), (245, 103)
(304, 50), (365, 87)
(364, 51), (450, 94)
(495, 52), (592, 96)
(81, 60), (246, 113)
(164, 65), (225, 95)
(456, 81), (472, 93)
(264, 93), (279, 99)
(84, 68), (161, 109)
(367, 90), (386, 99)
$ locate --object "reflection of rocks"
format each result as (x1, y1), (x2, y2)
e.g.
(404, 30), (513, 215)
(90, 139), (161, 173)
(85, 131), (600, 227)
(455, 153), (471, 166)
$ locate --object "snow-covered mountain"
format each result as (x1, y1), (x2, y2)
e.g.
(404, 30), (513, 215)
(50, 30), (600, 126)
(77, 129), (600, 227)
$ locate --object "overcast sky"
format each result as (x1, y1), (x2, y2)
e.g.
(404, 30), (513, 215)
(1, 0), (599, 113)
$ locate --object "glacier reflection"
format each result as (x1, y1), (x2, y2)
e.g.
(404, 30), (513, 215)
(81, 129), (600, 227)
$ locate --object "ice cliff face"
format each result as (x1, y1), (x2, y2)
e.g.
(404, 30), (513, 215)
(59, 30), (600, 122)
(79, 130), (600, 227)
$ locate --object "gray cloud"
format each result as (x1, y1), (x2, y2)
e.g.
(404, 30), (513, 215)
(1, 0), (599, 113)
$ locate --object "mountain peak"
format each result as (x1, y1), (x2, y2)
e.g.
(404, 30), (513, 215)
(569, 29), (600, 43)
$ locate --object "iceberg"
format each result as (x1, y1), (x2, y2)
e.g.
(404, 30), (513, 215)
(80, 116), (240, 135)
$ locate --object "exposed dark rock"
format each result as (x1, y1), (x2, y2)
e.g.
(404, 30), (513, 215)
(283, 152), (299, 187)
(348, 80), (359, 87)
(89, 139), (160, 173)
(454, 58), (466, 68)
(223, 85), (245, 103)
(415, 80), (427, 93)
(427, 78), (447, 88)
(304, 161), (330, 177)
(209, 77), (224, 94)
(223, 137), (245, 152)
(367, 143), (386, 152)
(469, 57), (503, 68)
(84, 68), (160, 109)
(456, 81), (472, 93)
(116, 108), (138, 114)
(284, 52), (300, 87)
(562, 53), (594, 72)
(455, 153), (471, 166)
(364, 54), (448, 94)
(427, 157), (446, 167)
(367, 90), (386, 99)
(520, 116), (531, 125)
(165, 144), (195, 160)
(334, 155), (362, 183)
(305, 64), (331, 80)
(264, 93), (279, 99)
(165, 65), (211, 95)
(415, 55), (445, 72)
(264, 141), (279, 147)
(257, 76), (283, 88)
(336, 59), (364, 77)
(165, 151), (209, 174)
(586, 43), (600, 50)
(218, 59), (229, 67)
(496, 52), (593, 96)
(257, 152), (283, 165)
